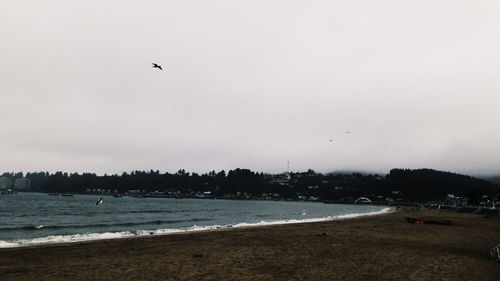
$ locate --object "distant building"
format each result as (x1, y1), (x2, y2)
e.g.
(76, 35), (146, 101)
(14, 178), (31, 191)
(444, 194), (468, 207)
(269, 173), (291, 185)
(0, 177), (13, 189)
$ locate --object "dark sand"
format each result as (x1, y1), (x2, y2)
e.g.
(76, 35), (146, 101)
(1, 208), (499, 281)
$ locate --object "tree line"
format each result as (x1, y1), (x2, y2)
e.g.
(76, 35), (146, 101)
(1, 168), (498, 204)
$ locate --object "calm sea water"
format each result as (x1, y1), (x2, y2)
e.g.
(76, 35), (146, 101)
(0, 192), (389, 248)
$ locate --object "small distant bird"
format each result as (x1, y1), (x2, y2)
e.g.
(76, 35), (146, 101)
(329, 139), (333, 142)
(96, 197), (104, 206)
(152, 63), (163, 70)
(346, 131), (350, 134)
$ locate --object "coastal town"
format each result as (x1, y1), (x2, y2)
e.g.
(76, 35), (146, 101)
(1, 169), (498, 212)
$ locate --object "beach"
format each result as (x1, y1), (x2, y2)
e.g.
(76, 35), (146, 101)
(1, 208), (499, 281)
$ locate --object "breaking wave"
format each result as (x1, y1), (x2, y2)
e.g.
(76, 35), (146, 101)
(0, 207), (391, 248)
(0, 218), (212, 232)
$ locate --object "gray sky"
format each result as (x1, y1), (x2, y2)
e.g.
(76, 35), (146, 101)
(1, 0), (499, 175)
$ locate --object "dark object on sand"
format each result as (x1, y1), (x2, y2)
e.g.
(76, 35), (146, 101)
(405, 217), (452, 225)
(192, 254), (203, 258)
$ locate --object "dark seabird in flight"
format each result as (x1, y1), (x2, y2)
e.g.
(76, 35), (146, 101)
(329, 139), (333, 142)
(152, 63), (163, 70)
(96, 197), (104, 205)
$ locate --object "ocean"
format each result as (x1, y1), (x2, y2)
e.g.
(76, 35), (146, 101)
(0, 192), (389, 248)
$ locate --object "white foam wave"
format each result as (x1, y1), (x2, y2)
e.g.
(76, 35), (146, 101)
(0, 240), (18, 248)
(232, 207), (392, 227)
(0, 207), (392, 248)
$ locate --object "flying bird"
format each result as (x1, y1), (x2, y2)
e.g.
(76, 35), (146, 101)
(96, 197), (104, 206)
(346, 131), (350, 134)
(152, 63), (163, 70)
(329, 139), (333, 142)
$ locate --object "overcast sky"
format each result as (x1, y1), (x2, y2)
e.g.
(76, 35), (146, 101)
(1, 0), (499, 175)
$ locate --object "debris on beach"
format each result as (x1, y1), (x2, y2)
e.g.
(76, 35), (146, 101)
(405, 217), (452, 225)
(491, 244), (500, 262)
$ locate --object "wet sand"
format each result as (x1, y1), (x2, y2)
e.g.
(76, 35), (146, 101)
(1, 208), (499, 281)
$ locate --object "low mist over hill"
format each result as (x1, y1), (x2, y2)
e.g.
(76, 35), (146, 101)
(385, 169), (497, 202)
(482, 176), (500, 186)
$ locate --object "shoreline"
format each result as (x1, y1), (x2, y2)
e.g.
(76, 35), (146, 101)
(1, 208), (499, 280)
(0, 206), (393, 249)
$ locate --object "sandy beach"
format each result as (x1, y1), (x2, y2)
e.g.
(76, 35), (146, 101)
(1, 208), (499, 281)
